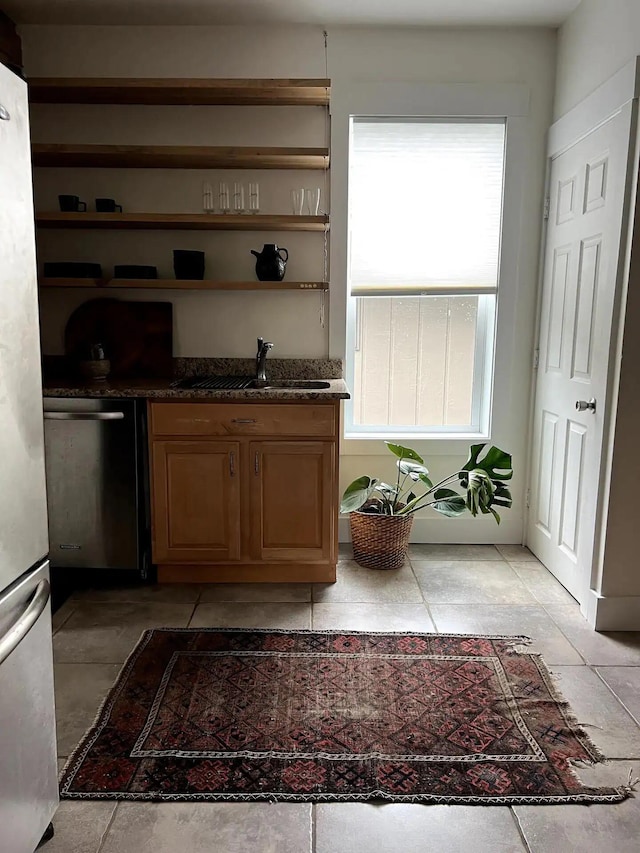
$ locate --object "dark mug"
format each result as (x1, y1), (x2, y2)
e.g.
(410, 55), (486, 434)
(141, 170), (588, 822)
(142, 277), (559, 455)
(95, 198), (123, 213)
(58, 194), (87, 212)
(113, 264), (158, 279)
(173, 249), (205, 280)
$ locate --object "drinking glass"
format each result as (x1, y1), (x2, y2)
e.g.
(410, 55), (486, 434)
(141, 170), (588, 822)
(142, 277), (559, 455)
(202, 181), (214, 213)
(233, 182), (245, 213)
(291, 188), (305, 215)
(248, 182), (260, 214)
(305, 187), (321, 215)
(218, 182), (230, 213)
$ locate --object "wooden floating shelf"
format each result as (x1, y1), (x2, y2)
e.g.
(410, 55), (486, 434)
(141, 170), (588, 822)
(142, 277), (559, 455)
(39, 277), (104, 288)
(32, 144), (329, 170)
(35, 213), (329, 232)
(39, 278), (329, 291)
(29, 77), (331, 107)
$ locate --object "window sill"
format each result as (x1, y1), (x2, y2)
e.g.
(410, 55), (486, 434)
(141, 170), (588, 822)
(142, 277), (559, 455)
(341, 433), (491, 457)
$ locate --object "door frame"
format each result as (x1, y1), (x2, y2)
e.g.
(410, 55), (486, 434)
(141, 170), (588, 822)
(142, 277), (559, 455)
(526, 57), (640, 628)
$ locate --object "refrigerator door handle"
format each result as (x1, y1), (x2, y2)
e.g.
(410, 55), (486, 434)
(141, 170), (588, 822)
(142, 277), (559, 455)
(43, 411), (125, 421)
(0, 579), (50, 666)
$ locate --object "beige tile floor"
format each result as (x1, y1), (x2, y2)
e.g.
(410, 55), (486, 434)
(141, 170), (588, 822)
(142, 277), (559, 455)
(48, 545), (640, 853)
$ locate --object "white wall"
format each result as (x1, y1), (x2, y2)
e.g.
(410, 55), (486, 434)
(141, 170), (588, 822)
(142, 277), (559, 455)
(22, 24), (556, 543)
(555, 0), (640, 118)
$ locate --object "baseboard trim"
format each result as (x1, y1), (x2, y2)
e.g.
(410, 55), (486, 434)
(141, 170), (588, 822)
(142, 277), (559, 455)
(157, 563), (336, 583)
(585, 589), (640, 630)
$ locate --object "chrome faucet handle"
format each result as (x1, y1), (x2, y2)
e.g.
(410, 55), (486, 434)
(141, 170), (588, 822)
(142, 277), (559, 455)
(255, 339), (274, 383)
(256, 338), (273, 355)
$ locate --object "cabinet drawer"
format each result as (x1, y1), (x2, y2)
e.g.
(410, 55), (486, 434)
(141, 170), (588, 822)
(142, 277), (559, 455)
(150, 402), (336, 437)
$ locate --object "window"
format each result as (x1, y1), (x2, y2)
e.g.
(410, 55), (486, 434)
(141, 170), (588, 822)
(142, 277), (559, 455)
(345, 118), (506, 438)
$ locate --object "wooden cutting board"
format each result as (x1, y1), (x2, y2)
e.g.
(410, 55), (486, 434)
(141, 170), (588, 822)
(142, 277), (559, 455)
(64, 298), (173, 378)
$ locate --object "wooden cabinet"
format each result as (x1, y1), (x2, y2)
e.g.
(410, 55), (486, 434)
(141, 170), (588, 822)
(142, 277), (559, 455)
(250, 441), (334, 563)
(151, 440), (241, 564)
(148, 401), (339, 583)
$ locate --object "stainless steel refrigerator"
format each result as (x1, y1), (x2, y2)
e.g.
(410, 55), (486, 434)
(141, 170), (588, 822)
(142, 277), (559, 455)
(0, 62), (59, 852)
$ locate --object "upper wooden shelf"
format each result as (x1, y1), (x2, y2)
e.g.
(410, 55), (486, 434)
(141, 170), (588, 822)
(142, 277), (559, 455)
(28, 77), (331, 106)
(35, 212), (329, 232)
(39, 278), (328, 291)
(32, 144), (329, 170)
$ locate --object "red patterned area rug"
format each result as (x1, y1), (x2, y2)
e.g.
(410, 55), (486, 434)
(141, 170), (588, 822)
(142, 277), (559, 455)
(60, 628), (630, 804)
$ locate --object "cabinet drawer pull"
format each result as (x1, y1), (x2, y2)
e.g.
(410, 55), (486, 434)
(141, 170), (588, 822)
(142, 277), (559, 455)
(254, 452), (260, 475)
(229, 451), (236, 477)
(231, 418), (257, 424)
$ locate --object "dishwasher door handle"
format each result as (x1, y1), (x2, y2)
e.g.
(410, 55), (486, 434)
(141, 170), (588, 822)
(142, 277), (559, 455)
(43, 411), (125, 421)
(0, 579), (50, 666)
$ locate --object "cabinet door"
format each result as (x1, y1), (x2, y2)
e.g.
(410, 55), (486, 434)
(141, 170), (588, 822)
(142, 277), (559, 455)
(250, 441), (335, 562)
(151, 440), (241, 563)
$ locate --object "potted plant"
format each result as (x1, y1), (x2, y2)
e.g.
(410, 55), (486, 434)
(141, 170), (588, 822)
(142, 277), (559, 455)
(340, 442), (513, 570)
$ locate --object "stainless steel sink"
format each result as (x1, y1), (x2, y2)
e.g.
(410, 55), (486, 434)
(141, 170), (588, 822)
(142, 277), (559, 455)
(252, 379), (331, 390)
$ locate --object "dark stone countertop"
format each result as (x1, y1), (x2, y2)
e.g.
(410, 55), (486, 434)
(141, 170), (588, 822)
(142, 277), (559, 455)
(42, 357), (350, 401)
(43, 377), (350, 401)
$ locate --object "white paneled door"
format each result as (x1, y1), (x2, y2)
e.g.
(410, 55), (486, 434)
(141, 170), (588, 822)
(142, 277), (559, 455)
(528, 110), (631, 604)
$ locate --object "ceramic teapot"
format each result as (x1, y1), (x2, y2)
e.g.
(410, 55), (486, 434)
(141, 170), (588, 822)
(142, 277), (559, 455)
(251, 243), (289, 281)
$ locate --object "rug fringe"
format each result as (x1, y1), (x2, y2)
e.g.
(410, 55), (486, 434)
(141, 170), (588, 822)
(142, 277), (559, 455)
(144, 627), (538, 640)
(500, 646), (616, 774)
(60, 787), (631, 805)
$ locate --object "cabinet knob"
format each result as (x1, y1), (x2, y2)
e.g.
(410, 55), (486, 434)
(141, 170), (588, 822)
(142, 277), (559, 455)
(232, 418), (256, 424)
(229, 451), (236, 476)
(254, 452), (260, 475)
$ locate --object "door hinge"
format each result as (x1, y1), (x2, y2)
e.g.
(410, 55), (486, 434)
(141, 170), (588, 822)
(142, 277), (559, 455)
(525, 488), (531, 509)
(533, 348), (540, 370)
(543, 197), (550, 220)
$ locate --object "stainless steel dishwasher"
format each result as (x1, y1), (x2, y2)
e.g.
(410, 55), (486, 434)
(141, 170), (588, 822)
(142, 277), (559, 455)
(43, 398), (149, 573)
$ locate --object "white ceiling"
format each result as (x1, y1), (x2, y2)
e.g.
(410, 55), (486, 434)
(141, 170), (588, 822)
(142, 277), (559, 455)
(5, 0), (582, 27)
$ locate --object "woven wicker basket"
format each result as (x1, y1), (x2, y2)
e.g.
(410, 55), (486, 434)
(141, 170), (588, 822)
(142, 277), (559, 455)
(349, 504), (414, 570)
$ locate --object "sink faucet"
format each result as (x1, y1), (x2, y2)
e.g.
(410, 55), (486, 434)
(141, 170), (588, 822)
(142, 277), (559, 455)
(256, 337), (274, 382)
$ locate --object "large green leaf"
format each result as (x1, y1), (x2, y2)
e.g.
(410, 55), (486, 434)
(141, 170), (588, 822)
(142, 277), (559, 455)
(340, 476), (379, 513)
(385, 442), (424, 464)
(378, 482), (399, 497)
(492, 482), (513, 509)
(377, 481), (399, 512)
(465, 469), (495, 516)
(431, 487), (467, 518)
(461, 444), (513, 483)
(398, 459), (433, 487)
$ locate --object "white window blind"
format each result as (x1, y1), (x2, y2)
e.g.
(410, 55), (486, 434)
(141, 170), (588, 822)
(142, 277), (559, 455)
(349, 118), (506, 296)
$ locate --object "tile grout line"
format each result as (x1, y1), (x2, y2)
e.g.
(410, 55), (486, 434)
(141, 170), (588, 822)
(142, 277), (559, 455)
(407, 558), (438, 631)
(186, 596), (203, 628)
(537, 602), (590, 665)
(95, 802), (119, 853)
(509, 806), (533, 853)
(591, 665), (640, 731)
(55, 659), (127, 665)
(311, 802), (317, 853)
(52, 605), (77, 636)
(505, 557), (578, 608)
